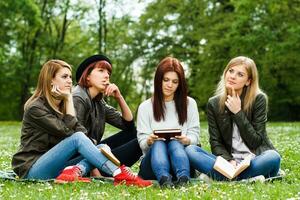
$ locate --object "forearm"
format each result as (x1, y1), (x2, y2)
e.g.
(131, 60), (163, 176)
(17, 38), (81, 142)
(65, 96), (76, 116)
(115, 95), (133, 121)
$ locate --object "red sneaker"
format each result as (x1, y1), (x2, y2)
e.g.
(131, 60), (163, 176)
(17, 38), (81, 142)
(55, 166), (91, 183)
(114, 165), (152, 187)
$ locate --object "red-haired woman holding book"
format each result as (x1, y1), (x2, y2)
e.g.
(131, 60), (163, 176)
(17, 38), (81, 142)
(137, 57), (200, 187)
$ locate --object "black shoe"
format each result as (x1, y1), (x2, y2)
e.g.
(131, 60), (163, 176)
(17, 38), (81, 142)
(175, 176), (190, 187)
(159, 176), (174, 188)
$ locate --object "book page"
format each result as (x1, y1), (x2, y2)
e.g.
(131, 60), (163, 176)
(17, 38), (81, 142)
(232, 155), (251, 177)
(213, 155), (252, 179)
(213, 156), (236, 179)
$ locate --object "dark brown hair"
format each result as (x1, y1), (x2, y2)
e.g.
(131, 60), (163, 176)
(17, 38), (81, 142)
(78, 60), (112, 88)
(153, 57), (188, 125)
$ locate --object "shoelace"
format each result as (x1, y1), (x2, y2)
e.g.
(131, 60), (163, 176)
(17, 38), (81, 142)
(73, 167), (82, 177)
(123, 166), (138, 179)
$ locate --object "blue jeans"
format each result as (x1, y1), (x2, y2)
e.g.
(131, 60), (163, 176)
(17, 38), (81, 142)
(26, 132), (118, 180)
(138, 140), (190, 181)
(185, 145), (281, 181)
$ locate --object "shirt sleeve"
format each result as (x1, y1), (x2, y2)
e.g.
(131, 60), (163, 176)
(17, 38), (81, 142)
(103, 100), (133, 130)
(73, 95), (89, 127)
(186, 98), (200, 145)
(137, 101), (153, 154)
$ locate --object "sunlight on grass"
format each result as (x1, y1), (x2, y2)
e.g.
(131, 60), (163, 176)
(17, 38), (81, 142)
(0, 121), (299, 199)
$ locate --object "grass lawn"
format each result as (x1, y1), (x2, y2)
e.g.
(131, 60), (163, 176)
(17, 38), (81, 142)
(0, 121), (299, 199)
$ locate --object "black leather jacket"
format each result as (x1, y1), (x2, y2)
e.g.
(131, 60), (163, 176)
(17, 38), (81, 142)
(72, 85), (135, 144)
(207, 93), (276, 161)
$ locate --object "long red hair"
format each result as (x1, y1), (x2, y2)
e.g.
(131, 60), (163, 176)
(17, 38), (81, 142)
(153, 57), (188, 125)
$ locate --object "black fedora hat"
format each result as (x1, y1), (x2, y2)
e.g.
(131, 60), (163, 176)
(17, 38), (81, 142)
(76, 54), (112, 82)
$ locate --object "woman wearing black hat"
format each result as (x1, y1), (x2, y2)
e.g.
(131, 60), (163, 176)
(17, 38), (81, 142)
(73, 54), (142, 176)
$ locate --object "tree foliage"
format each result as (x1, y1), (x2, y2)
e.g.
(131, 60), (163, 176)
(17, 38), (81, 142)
(130, 0), (300, 120)
(0, 0), (299, 120)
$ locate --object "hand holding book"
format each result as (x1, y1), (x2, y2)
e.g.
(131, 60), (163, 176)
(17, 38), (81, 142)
(213, 155), (252, 180)
(153, 129), (182, 140)
(172, 135), (191, 145)
(147, 134), (166, 146)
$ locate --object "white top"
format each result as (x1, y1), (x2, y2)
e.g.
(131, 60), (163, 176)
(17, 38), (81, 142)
(137, 97), (200, 155)
(232, 123), (256, 163)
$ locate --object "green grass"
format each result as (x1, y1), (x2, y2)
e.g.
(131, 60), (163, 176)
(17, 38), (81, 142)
(0, 121), (300, 199)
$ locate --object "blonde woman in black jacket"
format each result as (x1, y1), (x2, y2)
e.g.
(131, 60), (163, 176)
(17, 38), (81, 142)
(186, 56), (281, 180)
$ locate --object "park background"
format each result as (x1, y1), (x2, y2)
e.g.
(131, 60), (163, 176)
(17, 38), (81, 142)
(0, 0), (300, 121)
(0, 0), (300, 199)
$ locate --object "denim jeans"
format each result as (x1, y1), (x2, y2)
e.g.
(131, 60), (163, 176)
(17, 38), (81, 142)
(185, 145), (281, 181)
(69, 128), (143, 177)
(26, 132), (118, 180)
(138, 140), (190, 181)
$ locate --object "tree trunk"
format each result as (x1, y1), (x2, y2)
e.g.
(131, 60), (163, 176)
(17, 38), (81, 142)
(19, 0), (48, 119)
(97, 0), (106, 53)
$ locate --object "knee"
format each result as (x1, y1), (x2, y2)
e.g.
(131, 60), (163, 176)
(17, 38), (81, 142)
(72, 131), (86, 139)
(265, 150), (281, 165)
(168, 140), (183, 151)
(253, 150), (281, 170)
(71, 131), (89, 144)
(152, 140), (165, 148)
(185, 145), (198, 155)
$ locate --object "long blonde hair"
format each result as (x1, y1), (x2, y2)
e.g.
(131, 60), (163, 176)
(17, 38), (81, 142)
(24, 60), (72, 115)
(215, 56), (266, 114)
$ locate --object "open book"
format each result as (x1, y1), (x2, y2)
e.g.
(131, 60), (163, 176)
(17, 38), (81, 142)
(153, 129), (181, 140)
(99, 147), (120, 167)
(213, 155), (252, 179)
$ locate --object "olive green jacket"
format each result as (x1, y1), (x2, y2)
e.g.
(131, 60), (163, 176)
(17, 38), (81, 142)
(11, 97), (86, 178)
(207, 93), (276, 161)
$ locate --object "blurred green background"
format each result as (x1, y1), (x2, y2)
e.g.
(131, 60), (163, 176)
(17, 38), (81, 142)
(0, 0), (299, 121)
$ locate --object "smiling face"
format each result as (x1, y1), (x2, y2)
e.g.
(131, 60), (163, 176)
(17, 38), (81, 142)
(162, 71), (179, 101)
(51, 67), (72, 93)
(225, 64), (251, 95)
(87, 66), (110, 93)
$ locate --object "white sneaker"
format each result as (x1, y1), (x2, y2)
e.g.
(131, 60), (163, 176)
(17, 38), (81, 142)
(277, 169), (286, 177)
(248, 175), (265, 183)
(198, 173), (213, 184)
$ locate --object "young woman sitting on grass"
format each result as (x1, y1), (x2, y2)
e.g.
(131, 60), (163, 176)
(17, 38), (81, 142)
(185, 56), (281, 181)
(11, 60), (152, 187)
(73, 54), (142, 176)
(137, 57), (200, 187)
